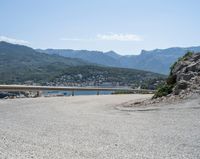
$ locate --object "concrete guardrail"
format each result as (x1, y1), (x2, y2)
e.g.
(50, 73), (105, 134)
(0, 85), (155, 96)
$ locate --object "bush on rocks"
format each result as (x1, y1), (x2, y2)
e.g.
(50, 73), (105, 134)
(153, 84), (173, 98)
(153, 51), (200, 99)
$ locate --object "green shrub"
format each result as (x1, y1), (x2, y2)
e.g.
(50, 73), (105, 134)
(181, 51), (193, 60)
(153, 51), (194, 99)
(152, 84), (173, 99)
(170, 61), (177, 75)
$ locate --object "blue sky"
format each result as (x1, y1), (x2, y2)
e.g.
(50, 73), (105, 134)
(0, 0), (200, 55)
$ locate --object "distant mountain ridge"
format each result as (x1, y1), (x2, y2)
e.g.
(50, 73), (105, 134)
(37, 49), (120, 67)
(38, 46), (200, 74)
(0, 42), (164, 87)
(0, 41), (89, 83)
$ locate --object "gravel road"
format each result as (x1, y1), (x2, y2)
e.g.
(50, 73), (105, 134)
(0, 94), (200, 159)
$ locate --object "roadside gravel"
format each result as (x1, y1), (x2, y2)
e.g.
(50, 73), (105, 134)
(0, 94), (200, 159)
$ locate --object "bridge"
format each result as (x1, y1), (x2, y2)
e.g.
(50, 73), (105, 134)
(0, 85), (155, 97)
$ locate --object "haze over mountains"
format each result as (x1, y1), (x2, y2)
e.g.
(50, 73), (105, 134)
(1, 40), (200, 87)
(38, 46), (200, 75)
(0, 41), (89, 83)
(0, 42), (164, 87)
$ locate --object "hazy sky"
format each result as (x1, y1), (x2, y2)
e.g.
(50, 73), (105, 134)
(0, 0), (200, 55)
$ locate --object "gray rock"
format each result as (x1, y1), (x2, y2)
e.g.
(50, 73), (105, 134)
(173, 81), (189, 95)
(154, 52), (200, 100)
(186, 62), (200, 72)
(177, 72), (197, 81)
(177, 81), (189, 89)
(193, 53), (200, 62)
(171, 61), (190, 75)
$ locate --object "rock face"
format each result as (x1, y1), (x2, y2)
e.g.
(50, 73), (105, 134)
(124, 52), (200, 107)
(170, 53), (200, 97)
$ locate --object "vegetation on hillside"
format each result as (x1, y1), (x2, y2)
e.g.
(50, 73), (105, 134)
(153, 52), (194, 98)
(0, 42), (88, 84)
(51, 65), (165, 88)
(0, 42), (166, 88)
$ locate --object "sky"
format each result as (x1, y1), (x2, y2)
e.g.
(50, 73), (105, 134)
(0, 0), (200, 55)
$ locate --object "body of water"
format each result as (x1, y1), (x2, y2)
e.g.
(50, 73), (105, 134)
(43, 90), (114, 96)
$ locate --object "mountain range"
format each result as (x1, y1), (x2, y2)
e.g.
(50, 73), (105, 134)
(0, 42), (88, 84)
(0, 41), (164, 87)
(38, 46), (200, 74)
(1, 40), (199, 87)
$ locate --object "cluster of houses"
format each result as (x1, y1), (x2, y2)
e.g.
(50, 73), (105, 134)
(45, 74), (131, 87)
(22, 73), (163, 90)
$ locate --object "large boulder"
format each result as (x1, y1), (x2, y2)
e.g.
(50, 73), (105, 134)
(171, 52), (200, 96)
(173, 80), (189, 95)
(177, 72), (197, 81)
(186, 62), (200, 72)
(171, 60), (190, 75)
(154, 52), (200, 98)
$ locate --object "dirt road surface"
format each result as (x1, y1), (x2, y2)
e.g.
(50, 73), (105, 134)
(0, 94), (200, 159)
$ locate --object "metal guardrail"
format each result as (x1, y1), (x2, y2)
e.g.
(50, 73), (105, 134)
(0, 85), (155, 96)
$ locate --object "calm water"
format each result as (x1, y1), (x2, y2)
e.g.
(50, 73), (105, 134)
(43, 90), (114, 96)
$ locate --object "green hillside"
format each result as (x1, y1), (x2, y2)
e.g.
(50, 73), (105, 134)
(0, 42), (88, 83)
(0, 42), (166, 88)
(52, 65), (165, 89)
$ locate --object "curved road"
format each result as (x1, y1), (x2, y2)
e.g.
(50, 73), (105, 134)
(0, 94), (200, 158)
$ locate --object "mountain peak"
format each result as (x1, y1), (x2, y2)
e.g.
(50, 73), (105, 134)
(105, 51), (121, 59)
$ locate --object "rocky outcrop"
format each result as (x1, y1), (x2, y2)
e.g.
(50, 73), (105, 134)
(122, 52), (200, 108)
(119, 52), (200, 108)
(170, 53), (200, 98)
